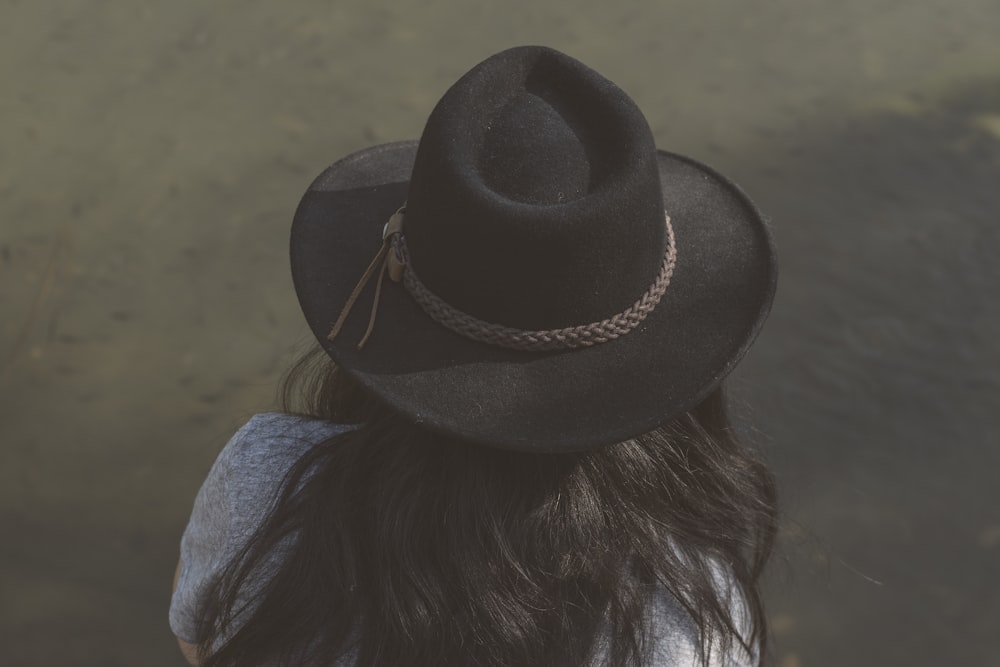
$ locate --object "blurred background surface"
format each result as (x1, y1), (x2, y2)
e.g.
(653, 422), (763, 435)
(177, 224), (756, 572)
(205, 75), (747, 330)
(1, 1), (998, 665)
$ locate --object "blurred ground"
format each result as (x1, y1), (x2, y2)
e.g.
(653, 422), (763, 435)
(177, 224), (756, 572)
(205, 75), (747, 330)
(729, 80), (1000, 666)
(1, 1), (998, 665)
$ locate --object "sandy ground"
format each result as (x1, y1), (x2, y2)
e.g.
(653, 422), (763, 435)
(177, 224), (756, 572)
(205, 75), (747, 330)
(1, 1), (999, 665)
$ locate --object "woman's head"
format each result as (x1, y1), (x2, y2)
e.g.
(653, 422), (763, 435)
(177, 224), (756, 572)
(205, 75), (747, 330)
(289, 46), (777, 454)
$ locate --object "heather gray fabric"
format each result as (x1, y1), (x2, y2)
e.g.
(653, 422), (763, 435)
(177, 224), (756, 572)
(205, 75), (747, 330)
(169, 413), (755, 666)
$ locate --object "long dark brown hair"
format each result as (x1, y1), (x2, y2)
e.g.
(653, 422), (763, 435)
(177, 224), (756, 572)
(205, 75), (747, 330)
(193, 346), (777, 666)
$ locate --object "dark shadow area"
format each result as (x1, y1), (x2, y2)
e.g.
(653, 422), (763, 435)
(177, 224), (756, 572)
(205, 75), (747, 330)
(728, 81), (1000, 666)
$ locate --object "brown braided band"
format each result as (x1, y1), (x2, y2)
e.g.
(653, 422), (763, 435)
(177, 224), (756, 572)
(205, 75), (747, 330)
(389, 211), (677, 352)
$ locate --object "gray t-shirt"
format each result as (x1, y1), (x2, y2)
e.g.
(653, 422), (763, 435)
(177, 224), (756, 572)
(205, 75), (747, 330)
(170, 413), (755, 666)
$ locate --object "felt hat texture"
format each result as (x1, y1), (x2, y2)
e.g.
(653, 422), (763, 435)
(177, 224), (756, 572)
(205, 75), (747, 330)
(290, 46), (777, 452)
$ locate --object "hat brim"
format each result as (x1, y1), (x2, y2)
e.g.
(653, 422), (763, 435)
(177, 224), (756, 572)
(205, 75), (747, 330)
(290, 140), (777, 452)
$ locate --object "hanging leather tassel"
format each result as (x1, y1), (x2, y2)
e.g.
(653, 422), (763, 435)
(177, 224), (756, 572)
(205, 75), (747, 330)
(327, 207), (406, 349)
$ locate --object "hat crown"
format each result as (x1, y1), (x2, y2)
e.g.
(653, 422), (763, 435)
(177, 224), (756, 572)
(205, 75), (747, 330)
(481, 91), (590, 205)
(405, 46), (667, 330)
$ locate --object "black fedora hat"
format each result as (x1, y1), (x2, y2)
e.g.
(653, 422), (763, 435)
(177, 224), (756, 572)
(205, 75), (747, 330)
(290, 46), (777, 453)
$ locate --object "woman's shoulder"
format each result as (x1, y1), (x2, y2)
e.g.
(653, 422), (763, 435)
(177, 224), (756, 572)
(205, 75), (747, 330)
(211, 413), (358, 512)
(221, 412), (357, 466)
(234, 411), (357, 442)
(171, 414), (358, 645)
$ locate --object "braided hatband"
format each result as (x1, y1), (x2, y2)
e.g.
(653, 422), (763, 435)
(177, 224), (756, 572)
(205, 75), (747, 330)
(392, 212), (677, 351)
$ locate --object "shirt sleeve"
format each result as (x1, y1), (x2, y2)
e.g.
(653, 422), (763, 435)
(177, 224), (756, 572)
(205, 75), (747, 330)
(168, 424), (244, 644)
(645, 560), (759, 667)
(708, 562), (759, 667)
(168, 414), (352, 644)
